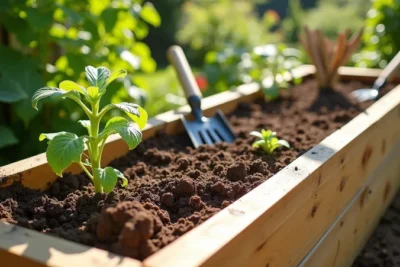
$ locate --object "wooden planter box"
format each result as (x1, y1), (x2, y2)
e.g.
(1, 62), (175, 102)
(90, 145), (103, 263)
(1, 66), (400, 267)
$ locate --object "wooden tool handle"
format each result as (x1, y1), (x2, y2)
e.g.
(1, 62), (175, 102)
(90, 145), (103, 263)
(168, 45), (202, 99)
(380, 51), (400, 80)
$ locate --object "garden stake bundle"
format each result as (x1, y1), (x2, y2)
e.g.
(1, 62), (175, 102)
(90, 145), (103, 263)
(299, 26), (363, 90)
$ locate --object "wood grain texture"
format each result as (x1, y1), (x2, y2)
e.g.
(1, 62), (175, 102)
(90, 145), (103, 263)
(298, 144), (400, 267)
(0, 221), (142, 267)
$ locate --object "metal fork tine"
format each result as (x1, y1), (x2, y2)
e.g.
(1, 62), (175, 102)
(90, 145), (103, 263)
(191, 129), (202, 148)
(208, 129), (222, 142)
(200, 129), (213, 145)
(215, 128), (231, 142)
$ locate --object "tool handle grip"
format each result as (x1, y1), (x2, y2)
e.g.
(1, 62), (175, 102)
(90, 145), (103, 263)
(168, 45), (202, 99)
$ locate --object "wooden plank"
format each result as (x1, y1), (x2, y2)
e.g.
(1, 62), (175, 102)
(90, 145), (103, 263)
(144, 85), (400, 267)
(0, 221), (142, 267)
(298, 143), (400, 267)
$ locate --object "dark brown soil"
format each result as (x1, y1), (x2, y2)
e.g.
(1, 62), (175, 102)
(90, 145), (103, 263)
(0, 79), (396, 261)
(352, 192), (400, 267)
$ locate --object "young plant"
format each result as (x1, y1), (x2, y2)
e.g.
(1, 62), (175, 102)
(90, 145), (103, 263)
(250, 129), (290, 155)
(32, 66), (148, 193)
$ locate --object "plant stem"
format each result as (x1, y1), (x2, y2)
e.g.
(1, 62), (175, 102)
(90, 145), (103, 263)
(89, 102), (103, 193)
(78, 162), (93, 180)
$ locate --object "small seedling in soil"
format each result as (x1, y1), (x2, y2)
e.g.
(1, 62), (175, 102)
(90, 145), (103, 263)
(32, 66), (147, 193)
(250, 129), (290, 154)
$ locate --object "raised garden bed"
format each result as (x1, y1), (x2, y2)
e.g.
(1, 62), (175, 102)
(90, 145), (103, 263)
(1, 65), (400, 267)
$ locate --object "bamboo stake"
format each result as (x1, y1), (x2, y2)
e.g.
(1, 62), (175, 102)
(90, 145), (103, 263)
(300, 27), (364, 89)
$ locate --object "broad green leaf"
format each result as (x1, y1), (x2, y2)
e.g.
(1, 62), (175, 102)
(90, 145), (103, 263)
(101, 8), (119, 32)
(94, 167), (118, 193)
(59, 80), (86, 94)
(0, 78), (27, 103)
(87, 86), (99, 100)
(103, 116), (142, 150)
(107, 69), (127, 85)
(0, 125), (19, 149)
(85, 66), (110, 91)
(140, 2), (161, 27)
(131, 106), (147, 130)
(250, 131), (263, 139)
(46, 133), (85, 177)
(12, 66), (45, 124)
(39, 132), (67, 141)
(31, 87), (79, 110)
(110, 103), (147, 130)
(26, 7), (53, 30)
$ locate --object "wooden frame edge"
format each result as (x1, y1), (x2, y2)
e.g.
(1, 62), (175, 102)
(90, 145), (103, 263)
(0, 221), (142, 267)
(298, 143), (400, 266)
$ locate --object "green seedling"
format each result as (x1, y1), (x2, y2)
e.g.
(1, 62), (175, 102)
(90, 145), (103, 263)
(250, 129), (290, 154)
(32, 66), (147, 193)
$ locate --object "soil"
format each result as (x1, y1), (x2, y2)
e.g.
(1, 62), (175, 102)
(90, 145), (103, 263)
(0, 79), (396, 261)
(352, 192), (400, 267)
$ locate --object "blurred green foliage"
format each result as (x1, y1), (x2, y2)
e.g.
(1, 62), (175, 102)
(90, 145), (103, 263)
(282, 0), (305, 44)
(143, 0), (186, 66)
(354, 0), (400, 68)
(0, 0), (160, 164)
(176, 0), (281, 65)
(283, 0), (366, 43)
(202, 44), (303, 100)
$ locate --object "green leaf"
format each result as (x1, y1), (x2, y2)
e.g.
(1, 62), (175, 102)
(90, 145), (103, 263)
(250, 131), (263, 139)
(0, 78), (27, 103)
(60, 6), (83, 25)
(59, 80), (86, 94)
(78, 120), (91, 130)
(26, 7), (53, 29)
(0, 125), (19, 149)
(101, 8), (119, 32)
(252, 139), (265, 148)
(107, 69), (127, 85)
(46, 133), (85, 177)
(94, 167), (118, 193)
(261, 129), (274, 139)
(140, 2), (161, 27)
(132, 106), (148, 130)
(113, 168), (128, 187)
(110, 103), (147, 130)
(277, 139), (290, 148)
(12, 67), (45, 124)
(103, 116), (142, 150)
(31, 87), (80, 110)
(87, 86), (99, 100)
(85, 66), (110, 91)
(39, 132), (67, 141)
